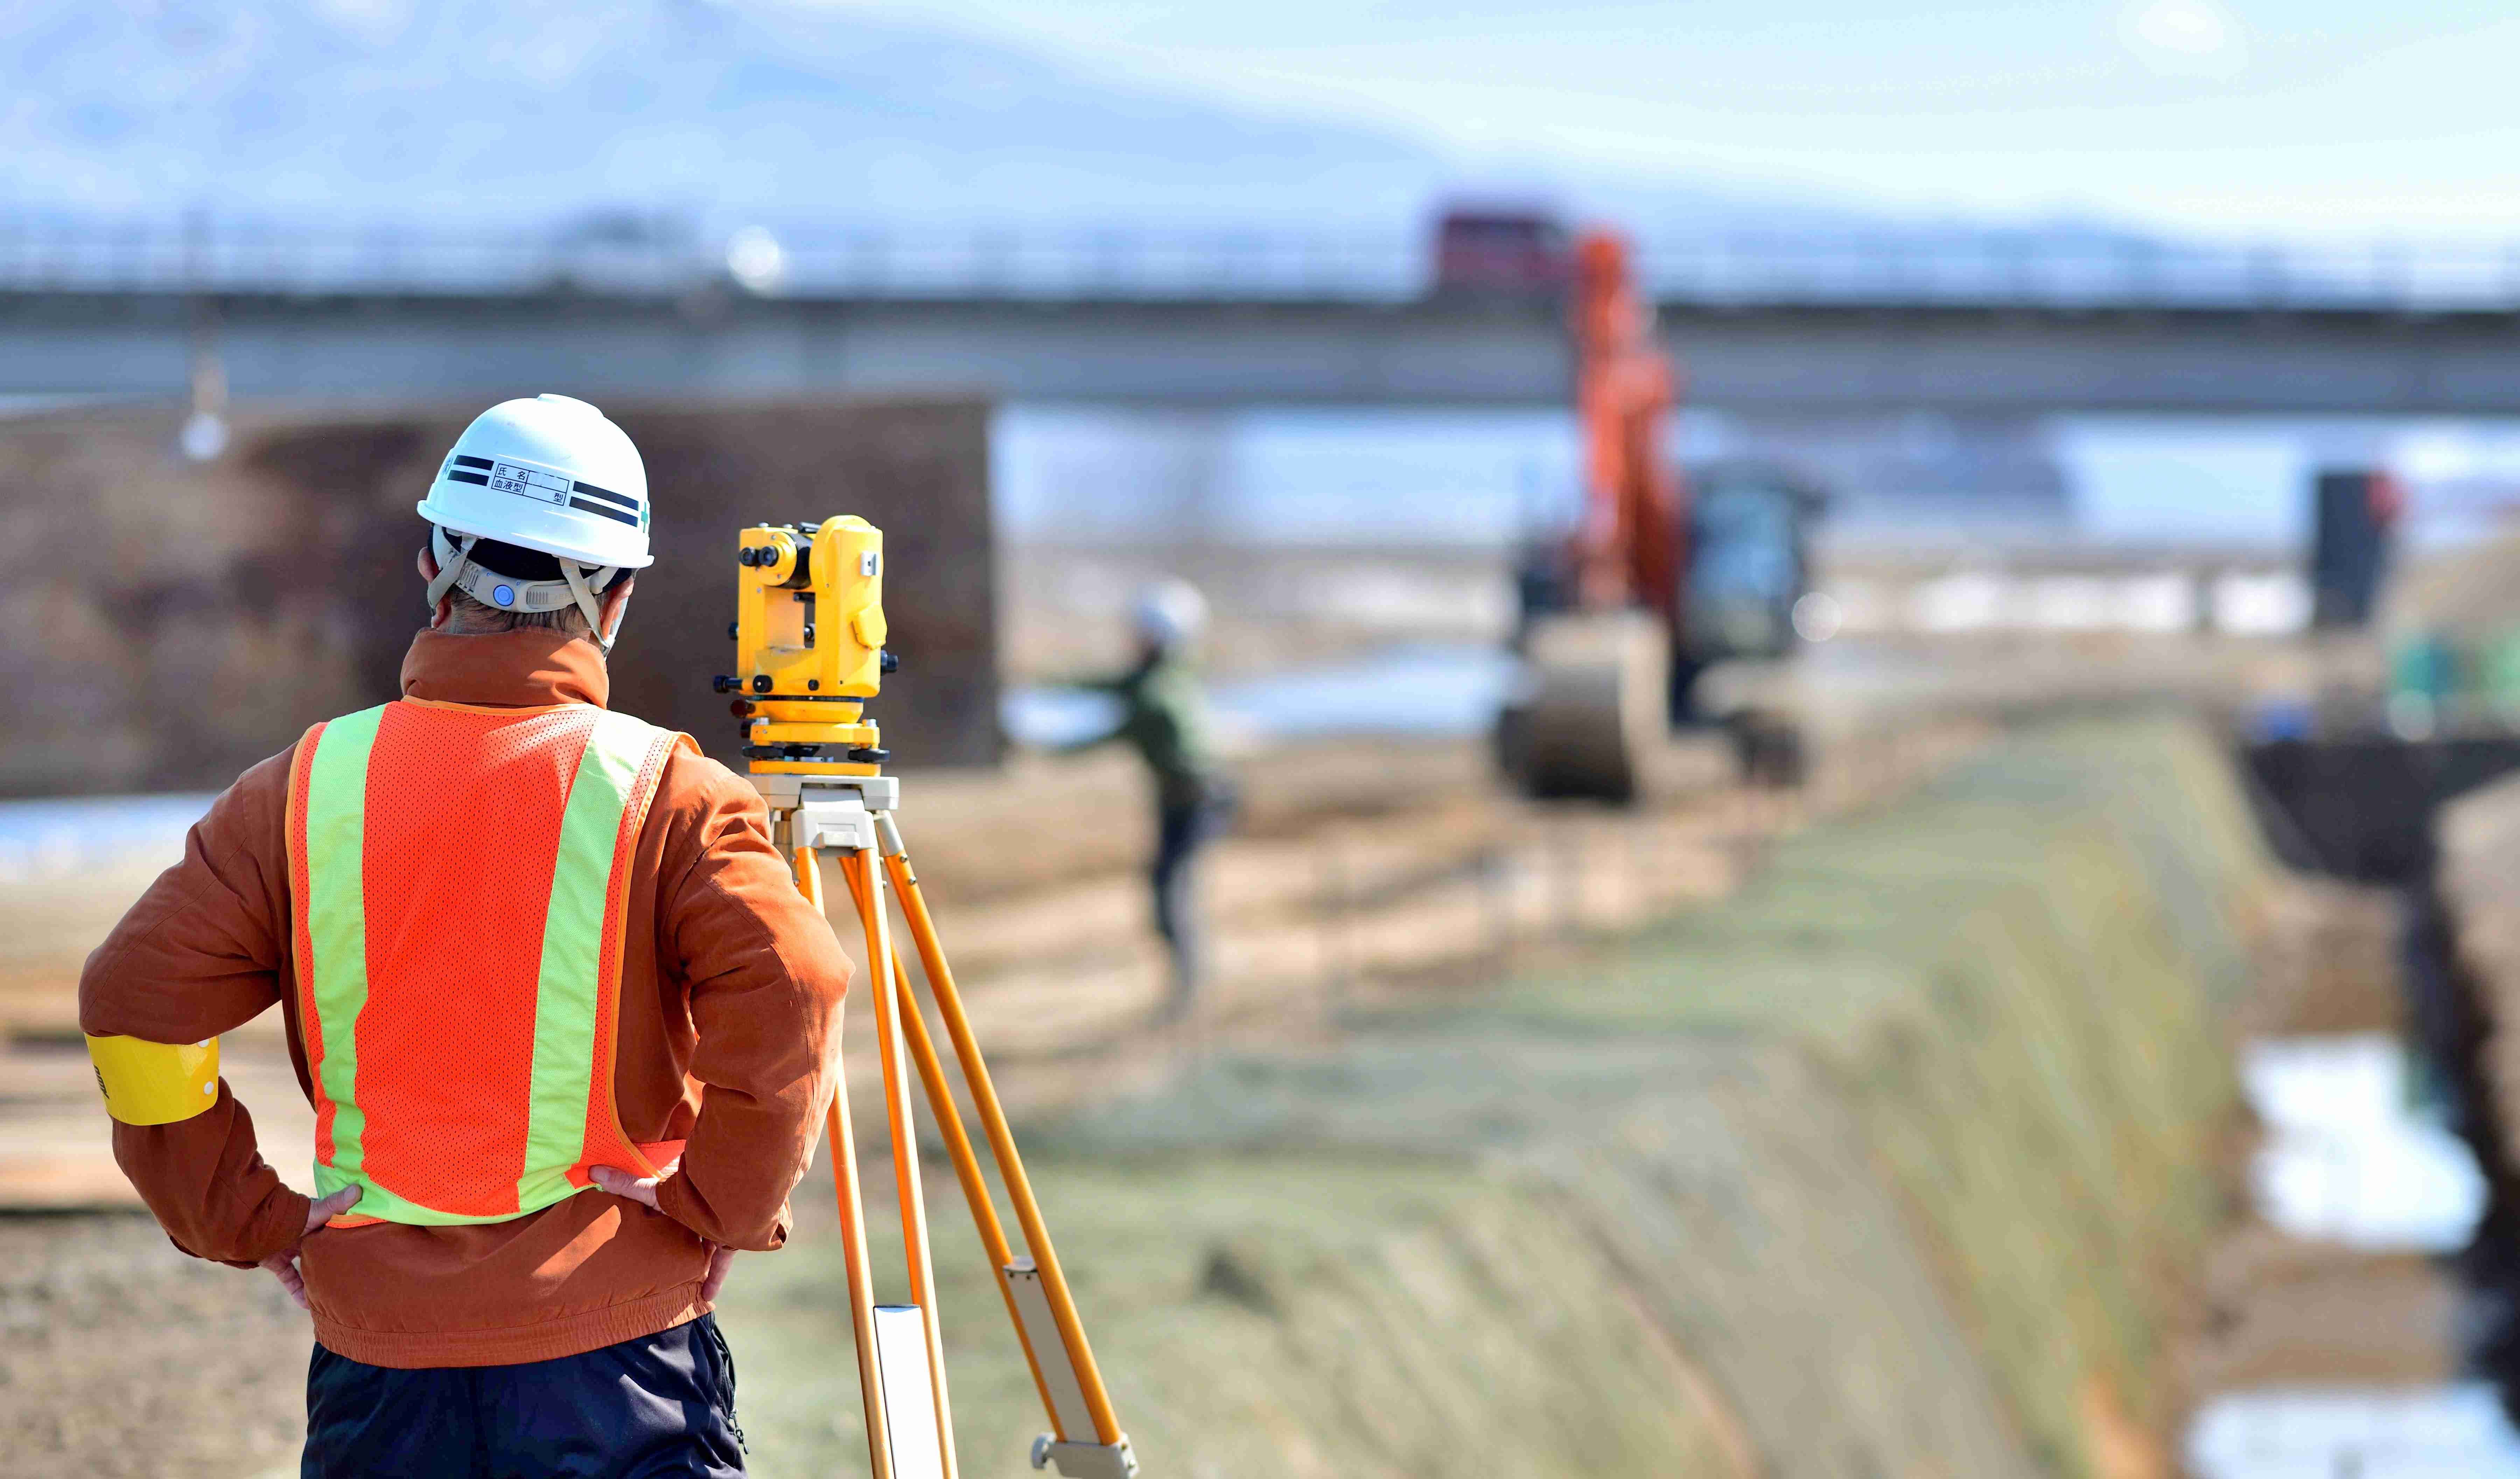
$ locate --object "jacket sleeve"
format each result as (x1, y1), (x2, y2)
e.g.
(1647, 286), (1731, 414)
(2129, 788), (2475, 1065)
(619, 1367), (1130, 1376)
(77, 750), (312, 1268)
(651, 757), (852, 1251)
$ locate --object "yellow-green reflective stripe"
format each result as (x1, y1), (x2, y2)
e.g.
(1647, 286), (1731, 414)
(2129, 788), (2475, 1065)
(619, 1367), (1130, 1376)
(303, 705), (385, 1202)
(319, 1171), (485, 1225)
(516, 711), (654, 1213)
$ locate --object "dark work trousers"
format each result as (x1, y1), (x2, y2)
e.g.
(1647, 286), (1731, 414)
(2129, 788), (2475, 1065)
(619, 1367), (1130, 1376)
(303, 1314), (746, 1479)
(1152, 788), (1234, 1018)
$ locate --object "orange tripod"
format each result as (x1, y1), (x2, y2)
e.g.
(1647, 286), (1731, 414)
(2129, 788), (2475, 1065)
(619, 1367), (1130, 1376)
(724, 514), (1134, 1479)
(777, 782), (1135, 1479)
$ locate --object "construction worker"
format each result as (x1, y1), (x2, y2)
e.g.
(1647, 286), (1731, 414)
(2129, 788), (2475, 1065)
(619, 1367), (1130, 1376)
(1055, 578), (1234, 1021)
(77, 395), (851, 1477)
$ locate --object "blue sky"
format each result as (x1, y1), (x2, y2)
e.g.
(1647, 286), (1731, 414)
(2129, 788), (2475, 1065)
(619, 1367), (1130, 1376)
(807, 1), (2520, 238)
(838, 1), (2520, 543)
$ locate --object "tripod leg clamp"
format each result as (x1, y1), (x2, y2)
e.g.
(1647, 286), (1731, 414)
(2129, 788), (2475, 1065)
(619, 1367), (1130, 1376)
(1030, 1434), (1138, 1479)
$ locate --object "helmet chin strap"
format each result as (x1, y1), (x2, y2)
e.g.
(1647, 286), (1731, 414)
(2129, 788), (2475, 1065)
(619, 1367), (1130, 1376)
(559, 558), (615, 653)
(428, 525), (620, 653)
(426, 528), (476, 613)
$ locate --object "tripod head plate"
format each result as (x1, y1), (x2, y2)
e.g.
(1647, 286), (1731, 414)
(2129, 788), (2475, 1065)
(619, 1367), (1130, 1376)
(750, 773), (900, 811)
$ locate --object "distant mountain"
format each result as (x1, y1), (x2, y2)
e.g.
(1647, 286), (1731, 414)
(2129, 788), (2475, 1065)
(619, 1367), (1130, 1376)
(0, 0), (1455, 227)
(0, 0), (1926, 239)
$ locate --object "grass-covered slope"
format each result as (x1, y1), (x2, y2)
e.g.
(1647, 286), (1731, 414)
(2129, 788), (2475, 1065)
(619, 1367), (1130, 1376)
(718, 719), (2273, 1478)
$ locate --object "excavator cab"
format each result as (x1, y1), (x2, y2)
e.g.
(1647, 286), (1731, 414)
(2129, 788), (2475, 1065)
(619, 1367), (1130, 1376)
(1490, 224), (1825, 803)
(1679, 460), (1826, 677)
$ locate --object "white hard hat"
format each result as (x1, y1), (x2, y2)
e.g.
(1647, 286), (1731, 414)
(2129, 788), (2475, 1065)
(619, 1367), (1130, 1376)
(417, 394), (651, 568)
(1133, 578), (1208, 650)
(416, 395), (651, 646)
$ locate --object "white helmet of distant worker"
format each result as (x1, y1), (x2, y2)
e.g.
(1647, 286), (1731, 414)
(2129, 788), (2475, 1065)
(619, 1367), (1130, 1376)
(414, 394), (653, 647)
(1133, 578), (1208, 653)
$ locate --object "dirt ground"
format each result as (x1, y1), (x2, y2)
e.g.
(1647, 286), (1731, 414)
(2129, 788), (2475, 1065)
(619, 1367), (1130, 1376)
(0, 702), (1990, 1475)
(0, 621), (2444, 1476)
(0, 1212), (313, 1479)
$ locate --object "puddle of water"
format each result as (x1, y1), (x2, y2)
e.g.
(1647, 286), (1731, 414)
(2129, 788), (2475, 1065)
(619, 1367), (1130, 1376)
(25, 646), (1514, 884)
(2189, 1384), (2520, 1478)
(1211, 642), (1514, 740)
(0, 793), (214, 884)
(1000, 686), (1129, 751)
(1003, 642), (1514, 749)
(2241, 1034), (2485, 1253)
(24, 644), (1507, 883)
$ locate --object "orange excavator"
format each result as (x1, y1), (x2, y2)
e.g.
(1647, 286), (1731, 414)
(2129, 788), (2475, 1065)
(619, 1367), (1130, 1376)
(1491, 225), (1820, 800)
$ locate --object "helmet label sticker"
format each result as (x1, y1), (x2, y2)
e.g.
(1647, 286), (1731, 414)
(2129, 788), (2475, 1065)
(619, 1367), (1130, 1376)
(484, 461), (576, 505)
(438, 457), (646, 533)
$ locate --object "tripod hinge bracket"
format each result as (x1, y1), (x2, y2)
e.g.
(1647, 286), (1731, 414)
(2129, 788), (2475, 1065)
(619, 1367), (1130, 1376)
(791, 795), (875, 853)
(750, 773), (900, 854)
(1030, 1435), (1138, 1479)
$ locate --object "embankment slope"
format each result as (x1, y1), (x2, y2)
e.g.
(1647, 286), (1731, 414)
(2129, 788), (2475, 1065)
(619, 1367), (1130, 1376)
(723, 718), (2273, 1479)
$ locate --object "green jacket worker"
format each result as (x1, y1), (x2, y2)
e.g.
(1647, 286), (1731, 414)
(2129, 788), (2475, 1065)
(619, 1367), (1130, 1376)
(1058, 579), (1233, 1021)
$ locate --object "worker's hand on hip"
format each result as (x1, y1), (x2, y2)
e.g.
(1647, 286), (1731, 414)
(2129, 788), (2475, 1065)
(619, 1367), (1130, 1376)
(589, 1164), (662, 1210)
(702, 1244), (737, 1304)
(260, 1184), (362, 1311)
(593, 1167), (735, 1302)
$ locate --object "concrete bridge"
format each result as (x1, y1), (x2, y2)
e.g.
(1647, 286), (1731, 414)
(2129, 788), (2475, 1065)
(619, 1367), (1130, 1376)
(8, 218), (2520, 415)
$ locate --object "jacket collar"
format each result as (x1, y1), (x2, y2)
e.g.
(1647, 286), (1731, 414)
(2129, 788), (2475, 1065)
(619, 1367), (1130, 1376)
(398, 628), (609, 709)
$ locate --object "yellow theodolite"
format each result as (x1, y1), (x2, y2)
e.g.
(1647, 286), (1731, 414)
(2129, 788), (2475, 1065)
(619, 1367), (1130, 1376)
(714, 517), (1137, 1479)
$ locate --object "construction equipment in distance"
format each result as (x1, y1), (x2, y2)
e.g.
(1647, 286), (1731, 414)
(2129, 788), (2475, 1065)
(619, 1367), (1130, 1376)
(1491, 224), (1823, 801)
(713, 515), (1138, 1479)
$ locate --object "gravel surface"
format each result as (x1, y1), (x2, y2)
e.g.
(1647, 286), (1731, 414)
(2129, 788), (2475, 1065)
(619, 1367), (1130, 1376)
(0, 1212), (308, 1478)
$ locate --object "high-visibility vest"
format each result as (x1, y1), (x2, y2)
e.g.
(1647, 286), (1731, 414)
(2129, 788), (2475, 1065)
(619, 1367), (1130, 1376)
(285, 698), (694, 1226)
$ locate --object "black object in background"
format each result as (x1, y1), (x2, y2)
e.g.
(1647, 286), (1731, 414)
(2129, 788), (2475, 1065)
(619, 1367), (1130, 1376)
(2310, 468), (2402, 629)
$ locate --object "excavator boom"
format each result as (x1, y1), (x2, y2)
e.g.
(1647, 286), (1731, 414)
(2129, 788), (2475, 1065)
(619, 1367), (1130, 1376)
(1569, 228), (1685, 621)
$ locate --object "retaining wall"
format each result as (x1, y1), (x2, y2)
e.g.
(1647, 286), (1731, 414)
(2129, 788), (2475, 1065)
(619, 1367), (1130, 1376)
(0, 395), (996, 794)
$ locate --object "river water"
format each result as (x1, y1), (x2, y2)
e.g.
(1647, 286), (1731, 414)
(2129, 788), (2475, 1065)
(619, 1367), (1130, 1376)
(2189, 1033), (2510, 1478)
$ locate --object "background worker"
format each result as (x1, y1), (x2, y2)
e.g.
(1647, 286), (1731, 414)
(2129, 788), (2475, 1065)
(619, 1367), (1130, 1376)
(77, 394), (852, 1477)
(1055, 578), (1235, 1022)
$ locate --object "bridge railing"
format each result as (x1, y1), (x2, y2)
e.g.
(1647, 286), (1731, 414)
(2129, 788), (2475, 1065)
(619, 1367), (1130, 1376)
(1639, 235), (2520, 311)
(6, 212), (2520, 312)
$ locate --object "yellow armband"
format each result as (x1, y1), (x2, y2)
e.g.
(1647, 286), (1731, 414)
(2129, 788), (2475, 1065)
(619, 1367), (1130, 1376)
(85, 1035), (220, 1125)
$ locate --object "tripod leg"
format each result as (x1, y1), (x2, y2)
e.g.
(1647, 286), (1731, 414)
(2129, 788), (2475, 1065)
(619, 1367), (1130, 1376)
(838, 857), (1064, 1431)
(796, 845), (896, 1479)
(877, 825), (1127, 1452)
(839, 846), (960, 1479)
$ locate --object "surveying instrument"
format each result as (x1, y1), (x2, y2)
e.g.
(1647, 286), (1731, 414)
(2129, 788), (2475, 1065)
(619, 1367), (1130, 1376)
(714, 516), (1137, 1479)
